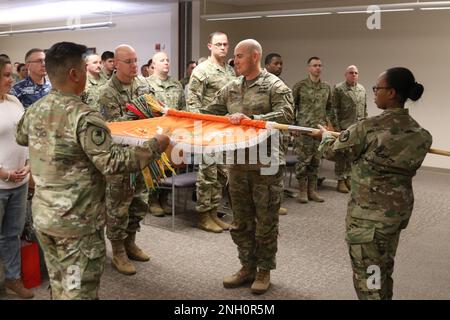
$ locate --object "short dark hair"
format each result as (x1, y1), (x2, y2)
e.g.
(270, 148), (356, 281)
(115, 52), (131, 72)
(147, 58), (153, 66)
(25, 48), (44, 62)
(101, 51), (114, 61)
(307, 56), (321, 64)
(17, 63), (25, 73)
(385, 67), (424, 103)
(208, 31), (227, 44)
(0, 53), (10, 60)
(45, 42), (87, 83)
(264, 53), (281, 66)
(186, 60), (196, 67)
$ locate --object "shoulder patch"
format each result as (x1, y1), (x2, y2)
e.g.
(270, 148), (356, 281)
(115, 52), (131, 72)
(339, 130), (350, 142)
(91, 127), (107, 146)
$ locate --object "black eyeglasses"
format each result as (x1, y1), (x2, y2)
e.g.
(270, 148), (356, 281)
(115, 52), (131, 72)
(372, 86), (391, 93)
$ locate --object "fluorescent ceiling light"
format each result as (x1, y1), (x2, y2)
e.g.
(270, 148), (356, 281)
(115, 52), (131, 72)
(201, 1), (450, 20)
(337, 10), (369, 14)
(420, 7), (450, 10)
(0, 21), (115, 36)
(206, 16), (262, 21)
(266, 12), (332, 18)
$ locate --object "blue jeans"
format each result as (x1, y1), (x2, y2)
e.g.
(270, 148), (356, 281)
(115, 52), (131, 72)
(0, 183), (28, 280)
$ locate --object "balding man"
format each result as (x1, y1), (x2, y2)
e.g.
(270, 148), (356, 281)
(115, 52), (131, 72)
(81, 54), (106, 107)
(203, 39), (294, 294)
(331, 65), (367, 193)
(97, 44), (159, 276)
(147, 52), (185, 111)
(15, 41), (169, 299)
(146, 52), (185, 216)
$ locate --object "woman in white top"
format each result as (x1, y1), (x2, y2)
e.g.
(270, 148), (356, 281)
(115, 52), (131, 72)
(0, 56), (33, 299)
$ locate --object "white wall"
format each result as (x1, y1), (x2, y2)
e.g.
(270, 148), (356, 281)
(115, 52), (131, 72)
(0, 7), (179, 77)
(199, 11), (450, 169)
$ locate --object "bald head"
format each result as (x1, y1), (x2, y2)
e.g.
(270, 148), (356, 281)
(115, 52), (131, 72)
(234, 39), (263, 80)
(235, 39), (262, 59)
(345, 65), (359, 86)
(114, 44), (138, 83)
(152, 52), (170, 79)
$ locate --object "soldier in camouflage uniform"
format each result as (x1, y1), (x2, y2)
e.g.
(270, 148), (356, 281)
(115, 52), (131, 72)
(15, 42), (169, 299)
(187, 31), (236, 233)
(316, 67), (432, 300)
(99, 51), (114, 82)
(96, 44), (161, 275)
(203, 39), (294, 294)
(331, 65), (367, 193)
(292, 57), (335, 203)
(81, 54), (107, 108)
(146, 52), (186, 216)
(147, 52), (185, 110)
(179, 60), (197, 89)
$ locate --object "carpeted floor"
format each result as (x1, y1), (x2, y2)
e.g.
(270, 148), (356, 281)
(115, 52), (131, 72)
(1, 160), (450, 300)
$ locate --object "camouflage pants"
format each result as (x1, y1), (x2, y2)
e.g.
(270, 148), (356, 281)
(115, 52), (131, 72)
(345, 211), (405, 300)
(228, 167), (283, 270)
(335, 158), (351, 180)
(36, 228), (105, 300)
(196, 155), (227, 213)
(294, 135), (321, 179)
(105, 173), (148, 241)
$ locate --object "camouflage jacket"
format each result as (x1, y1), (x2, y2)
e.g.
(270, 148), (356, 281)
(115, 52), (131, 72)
(203, 70), (294, 169)
(331, 81), (367, 130)
(179, 76), (189, 89)
(319, 108), (432, 224)
(292, 77), (334, 128)
(10, 76), (52, 109)
(146, 75), (186, 110)
(81, 74), (107, 109)
(96, 74), (154, 122)
(15, 90), (162, 237)
(187, 57), (235, 113)
(99, 68), (113, 82)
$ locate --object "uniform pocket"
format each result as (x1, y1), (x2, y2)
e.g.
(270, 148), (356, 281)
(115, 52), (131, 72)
(80, 230), (106, 260)
(345, 225), (375, 244)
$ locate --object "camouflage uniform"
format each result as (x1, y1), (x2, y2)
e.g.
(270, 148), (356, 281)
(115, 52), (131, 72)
(81, 74), (107, 109)
(96, 74), (154, 241)
(15, 89), (162, 299)
(331, 81), (367, 180)
(318, 107), (432, 299)
(187, 58), (235, 213)
(146, 74), (186, 110)
(99, 68), (112, 82)
(179, 76), (189, 89)
(203, 69), (294, 270)
(292, 77), (334, 181)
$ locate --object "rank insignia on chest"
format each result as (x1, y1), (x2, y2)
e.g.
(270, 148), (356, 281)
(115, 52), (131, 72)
(92, 128), (107, 146)
(339, 130), (350, 142)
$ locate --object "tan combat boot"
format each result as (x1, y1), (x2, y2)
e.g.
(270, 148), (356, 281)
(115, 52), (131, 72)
(223, 266), (256, 288)
(111, 240), (136, 275)
(5, 278), (34, 299)
(124, 233), (150, 262)
(297, 177), (308, 203)
(198, 211), (222, 233)
(307, 176), (325, 202)
(345, 177), (352, 191)
(278, 207), (288, 215)
(149, 194), (165, 217)
(251, 269), (271, 294)
(209, 209), (232, 230)
(337, 179), (349, 193)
